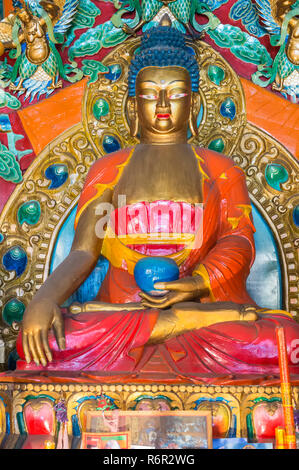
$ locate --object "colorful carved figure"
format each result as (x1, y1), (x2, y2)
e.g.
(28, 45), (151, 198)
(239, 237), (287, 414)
(0, 0), (80, 100)
(117, 0), (219, 35)
(9, 0), (62, 93)
(16, 25), (299, 377)
(254, 0), (299, 101)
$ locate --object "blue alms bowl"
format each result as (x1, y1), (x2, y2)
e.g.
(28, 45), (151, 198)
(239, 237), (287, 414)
(134, 257), (179, 296)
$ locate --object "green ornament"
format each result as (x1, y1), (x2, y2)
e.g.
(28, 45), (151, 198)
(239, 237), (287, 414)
(207, 65), (225, 86)
(265, 163), (289, 191)
(3, 299), (26, 325)
(93, 98), (110, 120)
(17, 200), (41, 226)
(208, 138), (225, 153)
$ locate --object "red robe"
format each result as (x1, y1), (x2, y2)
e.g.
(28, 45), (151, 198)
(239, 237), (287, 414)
(16, 148), (299, 376)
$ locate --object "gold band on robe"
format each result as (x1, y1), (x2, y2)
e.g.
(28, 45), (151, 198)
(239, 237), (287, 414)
(101, 225), (196, 275)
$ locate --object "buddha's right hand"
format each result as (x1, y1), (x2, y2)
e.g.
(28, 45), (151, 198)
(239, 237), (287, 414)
(22, 299), (65, 367)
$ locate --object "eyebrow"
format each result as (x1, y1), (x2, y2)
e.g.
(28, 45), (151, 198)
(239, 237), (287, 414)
(141, 81), (158, 85)
(168, 80), (187, 85)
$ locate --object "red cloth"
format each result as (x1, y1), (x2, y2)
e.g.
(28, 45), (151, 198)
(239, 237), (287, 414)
(16, 267), (299, 375)
(16, 148), (299, 375)
(17, 306), (159, 372)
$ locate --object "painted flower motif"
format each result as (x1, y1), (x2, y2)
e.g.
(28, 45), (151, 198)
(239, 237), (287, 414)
(96, 395), (117, 411)
(97, 398), (108, 409)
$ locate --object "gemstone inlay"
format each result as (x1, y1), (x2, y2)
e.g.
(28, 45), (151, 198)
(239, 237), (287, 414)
(293, 205), (299, 227)
(220, 98), (236, 120)
(2, 245), (27, 277)
(93, 99), (109, 120)
(45, 164), (68, 189)
(102, 135), (121, 154)
(208, 138), (225, 153)
(265, 163), (289, 191)
(208, 65), (225, 86)
(104, 64), (122, 82)
(3, 299), (26, 325)
(18, 200), (41, 226)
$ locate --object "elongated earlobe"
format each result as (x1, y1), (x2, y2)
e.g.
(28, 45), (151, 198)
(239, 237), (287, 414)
(189, 92), (200, 138)
(127, 97), (139, 137)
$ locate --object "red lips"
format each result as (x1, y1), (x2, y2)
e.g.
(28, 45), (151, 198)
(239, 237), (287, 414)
(156, 113), (170, 119)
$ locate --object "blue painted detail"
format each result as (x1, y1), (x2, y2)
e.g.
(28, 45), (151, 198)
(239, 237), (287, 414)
(75, 394), (115, 407)
(2, 245), (27, 277)
(0, 233), (3, 243)
(229, 0), (268, 37)
(75, 395), (98, 407)
(293, 205), (299, 227)
(0, 114), (12, 132)
(220, 98), (236, 120)
(228, 415), (237, 438)
(71, 414), (81, 437)
(246, 205), (282, 310)
(187, 105), (203, 139)
(104, 64), (122, 82)
(6, 413), (10, 434)
(50, 207), (109, 306)
(102, 135), (121, 154)
(0, 114), (32, 161)
(45, 164), (68, 189)
(194, 397), (230, 406)
(134, 257), (179, 295)
(186, 46), (196, 56)
(203, 0), (229, 10)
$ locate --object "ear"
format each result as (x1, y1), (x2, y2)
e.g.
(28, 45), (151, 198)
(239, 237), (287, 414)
(127, 96), (138, 137)
(189, 92), (201, 138)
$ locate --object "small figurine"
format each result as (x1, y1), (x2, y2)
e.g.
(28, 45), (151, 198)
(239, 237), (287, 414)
(254, 0), (299, 101)
(0, 0), (80, 100)
(9, 0), (62, 93)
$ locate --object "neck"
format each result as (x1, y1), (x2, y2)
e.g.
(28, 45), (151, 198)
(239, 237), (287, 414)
(139, 128), (188, 145)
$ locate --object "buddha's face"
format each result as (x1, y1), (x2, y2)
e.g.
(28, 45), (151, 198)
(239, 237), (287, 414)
(131, 66), (194, 143)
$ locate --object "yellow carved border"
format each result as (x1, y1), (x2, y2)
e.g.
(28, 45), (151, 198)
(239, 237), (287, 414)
(0, 382), (297, 438)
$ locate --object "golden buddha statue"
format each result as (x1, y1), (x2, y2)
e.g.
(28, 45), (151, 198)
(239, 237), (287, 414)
(16, 25), (299, 378)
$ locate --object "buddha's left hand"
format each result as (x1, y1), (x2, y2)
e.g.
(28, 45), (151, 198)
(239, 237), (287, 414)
(139, 275), (209, 309)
